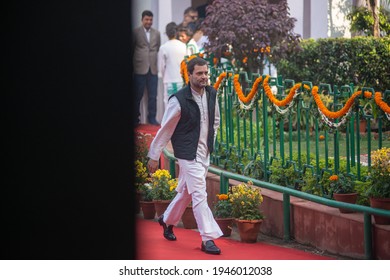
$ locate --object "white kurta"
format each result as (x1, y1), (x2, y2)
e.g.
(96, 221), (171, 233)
(147, 87), (222, 241)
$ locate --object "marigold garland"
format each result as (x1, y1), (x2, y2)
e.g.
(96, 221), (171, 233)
(312, 87), (370, 119)
(263, 76), (310, 107)
(179, 60), (390, 119)
(374, 92), (390, 114)
(233, 74), (263, 103)
(213, 72), (232, 90)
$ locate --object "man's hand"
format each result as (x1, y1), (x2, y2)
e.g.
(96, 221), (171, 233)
(147, 158), (159, 174)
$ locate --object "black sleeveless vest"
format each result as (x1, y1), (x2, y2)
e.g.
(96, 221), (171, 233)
(170, 85), (217, 160)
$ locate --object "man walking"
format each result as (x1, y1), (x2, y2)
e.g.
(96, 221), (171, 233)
(132, 10), (161, 125)
(147, 57), (223, 255)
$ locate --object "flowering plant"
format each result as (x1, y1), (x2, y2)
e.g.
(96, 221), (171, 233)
(229, 181), (264, 220)
(150, 169), (177, 201)
(213, 194), (232, 219)
(135, 160), (149, 190)
(135, 132), (153, 165)
(328, 173), (355, 194)
(366, 147), (390, 198)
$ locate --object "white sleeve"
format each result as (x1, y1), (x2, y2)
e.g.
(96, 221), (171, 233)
(158, 46), (165, 79)
(147, 96), (181, 160)
(213, 96), (220, 145)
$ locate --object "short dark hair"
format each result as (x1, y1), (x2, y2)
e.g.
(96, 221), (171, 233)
(184, 7), (197, 15)
(187, 57), (208, 74)
(142, 10), (153, 19)
(178, 26), (193, 38)
(165, 22), (177, 39)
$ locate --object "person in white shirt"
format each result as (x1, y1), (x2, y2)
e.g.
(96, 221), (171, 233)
(158, 22), (187, 111)
(177, 26), (200, 56)
(147, 57), (222, 255)
(191, 19), (208, 54)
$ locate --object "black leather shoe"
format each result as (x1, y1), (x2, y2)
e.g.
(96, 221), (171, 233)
(158, 215), (176, 241)
(201, 240), (221, 255)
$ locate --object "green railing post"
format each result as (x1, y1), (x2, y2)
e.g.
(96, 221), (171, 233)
(220, 173), (229, 194)
(363, 213), (373, 259)
(169, 158), (176, 178)
(262, 75), (269, 181)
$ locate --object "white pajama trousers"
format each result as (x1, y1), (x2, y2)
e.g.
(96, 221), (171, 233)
(163, 159), (223, 241)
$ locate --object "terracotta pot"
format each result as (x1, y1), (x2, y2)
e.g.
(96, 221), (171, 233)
(135, 191), (141, 214)
(181, 206), (198, 229)
(153, 200), (171, 217)
(333, 192), (358, 213)
(369, 197), (390, 225)
(139, 201), (156, 219)
(236, 219), (263, 243)
(215, 218), (234, 237)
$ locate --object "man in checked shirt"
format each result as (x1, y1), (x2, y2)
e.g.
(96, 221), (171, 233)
(147, 57), (222, 255)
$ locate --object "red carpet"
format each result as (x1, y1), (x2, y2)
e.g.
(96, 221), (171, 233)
(135, 124), (160, 135)
(136, 219), (333, 260)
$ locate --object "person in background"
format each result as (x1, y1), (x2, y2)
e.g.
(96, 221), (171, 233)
(177, 7), (198, 33)
(147, 57), (223, 255)
(192, 19), (208, 54)
(132, 10), (161, 126)
(158, 22), (187, 111)
(177, 26), (199, 56)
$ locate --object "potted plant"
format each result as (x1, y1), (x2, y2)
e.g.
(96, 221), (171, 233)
(229, 181), (264, 243)
(134, 160), (150, 214)
(138, 182), (156, 219)
(328, 173), (357, 213)
(213, 193), (233, 237)
(366, 147), (390, 224)
(150, 169), (178, 217)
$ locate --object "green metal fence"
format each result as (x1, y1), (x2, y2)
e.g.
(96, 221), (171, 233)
(208, 66), (390, 197)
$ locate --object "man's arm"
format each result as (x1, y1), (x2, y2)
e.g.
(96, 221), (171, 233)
(147, 96), (181, 173)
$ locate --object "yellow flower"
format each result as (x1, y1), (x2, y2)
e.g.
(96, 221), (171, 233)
(228, 181), (263, 220)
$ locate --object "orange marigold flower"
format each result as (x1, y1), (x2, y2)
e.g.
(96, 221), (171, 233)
(217, 194), (229, 200)
(242, 57), (248, 64)
(363, 91), (372, 98)
(319, 135), (325, 140)
(329, 175), (339, 181)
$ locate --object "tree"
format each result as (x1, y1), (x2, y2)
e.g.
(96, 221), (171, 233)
(347, 5), (390, 36)
(367, 0), (380, 37)
(202, 0), (301, 74)
(353, 0), (390, 37)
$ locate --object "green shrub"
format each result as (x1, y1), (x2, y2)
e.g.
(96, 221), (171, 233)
(275, 37), (390, 92)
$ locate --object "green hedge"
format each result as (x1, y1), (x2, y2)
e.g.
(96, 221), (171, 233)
(275, 37), (390, 92)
